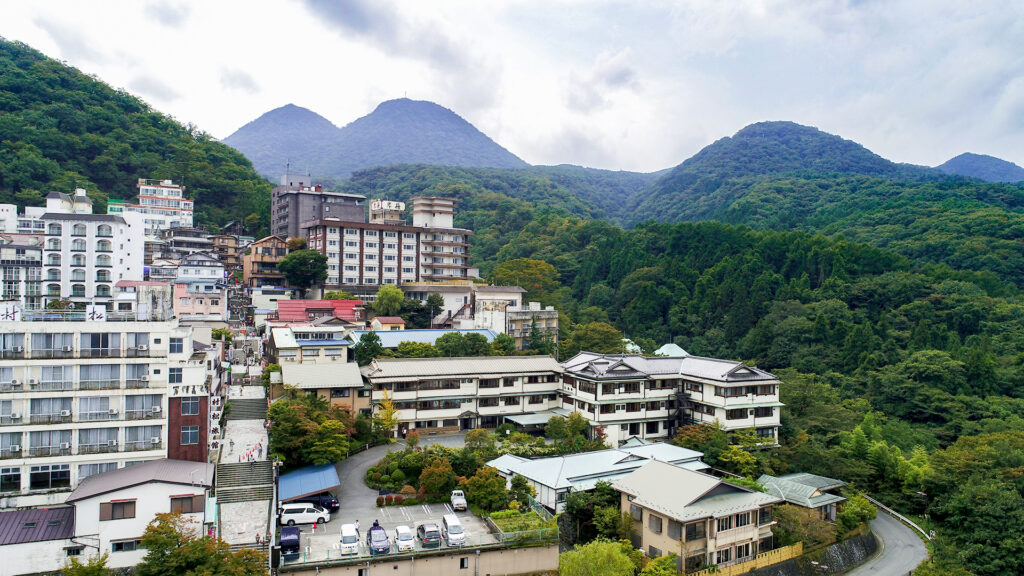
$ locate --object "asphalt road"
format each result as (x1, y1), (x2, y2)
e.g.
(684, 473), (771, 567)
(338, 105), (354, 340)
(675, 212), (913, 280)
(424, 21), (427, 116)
(846, 512), (929, 576)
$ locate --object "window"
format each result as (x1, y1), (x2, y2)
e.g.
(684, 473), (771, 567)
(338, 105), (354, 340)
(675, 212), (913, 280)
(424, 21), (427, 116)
(180, 425), (199, 445)
(649, 514), (663, 534)
(169, 368), (182, 384)
(648, 545), (662, 558)
(79, 463), (117, 480)
(735, 512), (751, 527)
(716, 548), (731, 565)
(759, 507), (773, 525)
(111, 539), (141, 552)
(668, 519), (683, 540)
(630, 504), (643, 521)
(460, 557), (469, 569)
(646, 421), (660, 434)
(169, 338), (183, 353)
(754, 407), (774, 418)
(717, 516), (732, 532)
(81, 333), (120, 356)
(181, 397), (200, 416)
(170, 495), (204, 514)
(756, 427), (776, 439)
(29, 464), (70, 490)
(1, 467), (20, 493)
(685, 521), (706, 541)
(736, 542), (752, 560)
(726, 409), (747, 420)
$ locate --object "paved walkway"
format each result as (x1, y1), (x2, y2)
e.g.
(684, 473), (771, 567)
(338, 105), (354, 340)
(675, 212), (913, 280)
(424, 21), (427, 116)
(846, 512), (929, 576)
(217, 384), (272, 547)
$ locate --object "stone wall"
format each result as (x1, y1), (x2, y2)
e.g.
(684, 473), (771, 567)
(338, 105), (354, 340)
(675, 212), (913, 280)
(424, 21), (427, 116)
(747, 531), (878, 576)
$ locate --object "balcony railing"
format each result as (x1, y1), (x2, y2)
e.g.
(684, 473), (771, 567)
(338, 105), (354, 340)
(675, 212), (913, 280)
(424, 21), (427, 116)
(79, 380), (121, 391)
(29, 413), (72, 424)
(0, 448), (20, 458)
(125, 379), (150, 389)
(124, 440), (161, 452)
(0, 350), (25, 360)
(78, 443), (119, 454)
(78, 411), (119, 422)
(0, 382), (25, 393)
(28, 446), (71, 457)
(30, 381), (74, 392)
(80, 348), (122, 358)
(0, 415), (23, 426)
(125, 348), (151, 358)
(30, 349), (73, 359)
(125, 409), (161, 420)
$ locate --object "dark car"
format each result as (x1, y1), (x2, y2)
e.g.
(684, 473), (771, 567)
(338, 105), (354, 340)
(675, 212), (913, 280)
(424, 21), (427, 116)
(367, 524), (391, 555)
(280, 526), (301, 561)
(295, 492), (340, 513)
(416, 522), (441, 549)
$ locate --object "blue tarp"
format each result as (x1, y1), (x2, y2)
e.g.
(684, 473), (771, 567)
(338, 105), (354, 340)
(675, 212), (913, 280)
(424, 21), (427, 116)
(278, 463), (341, 503)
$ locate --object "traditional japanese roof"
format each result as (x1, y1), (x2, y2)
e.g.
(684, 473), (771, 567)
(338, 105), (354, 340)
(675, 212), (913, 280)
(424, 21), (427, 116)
(67, 459), (214, 503)
(776, 472), (847, 492)
(563, 352), (778, 383)
(363, 354), (561, 381)
(758, 474), (847, 509)
(614, 460), (782, 522)
(487, 443), (708, 492)
(0, 507), (74, 545)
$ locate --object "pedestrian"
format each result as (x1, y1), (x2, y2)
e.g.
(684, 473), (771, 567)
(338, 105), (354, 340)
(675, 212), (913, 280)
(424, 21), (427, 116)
(257, 445), (263, 459)
(255, 533), (261, 546)
(355, 519), (360, 535)
(249, 456), (255, 470)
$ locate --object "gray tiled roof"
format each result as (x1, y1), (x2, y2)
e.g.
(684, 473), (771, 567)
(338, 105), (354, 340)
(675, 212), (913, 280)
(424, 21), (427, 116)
(67, 459), (214, 502)
(758, 475), (846, 509)
(0, 507), (74, 545)
(40, 212), (125, 223)
(564, 352), (778, 383)
(363, 355), (563, 380)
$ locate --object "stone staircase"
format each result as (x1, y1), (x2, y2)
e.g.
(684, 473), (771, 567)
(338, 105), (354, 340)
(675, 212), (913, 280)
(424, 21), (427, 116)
(216, 461), (274, 488)
(225, 398), (267, 420)
(217, 485), (275, 504)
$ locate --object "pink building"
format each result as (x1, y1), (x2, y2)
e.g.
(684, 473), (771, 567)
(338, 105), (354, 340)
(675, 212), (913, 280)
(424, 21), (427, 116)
(173, 281), (228, 321)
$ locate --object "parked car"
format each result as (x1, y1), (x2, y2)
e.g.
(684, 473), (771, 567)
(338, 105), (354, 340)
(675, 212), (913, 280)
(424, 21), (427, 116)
(394, 525), (415, 552)
(340, 523), (360, 555)
(278, 502), (330, 526)
(442, 514), (466, 546)
(294, 492), (340, 512)
(416, 522), (442, 549)
(450, 490), (467, 511)
(280, 526), (301, 561)
(367, 524), (391, 555)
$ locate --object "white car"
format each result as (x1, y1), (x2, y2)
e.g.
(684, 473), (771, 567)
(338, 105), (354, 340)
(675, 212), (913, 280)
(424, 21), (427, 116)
(340, 523), (360, 555)
(278, 502), (330, 526)
(394, 525), (415, 552)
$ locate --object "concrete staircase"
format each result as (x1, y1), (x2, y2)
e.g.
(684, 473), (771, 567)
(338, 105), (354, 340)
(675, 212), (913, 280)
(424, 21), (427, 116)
(225, 398), (267, 420)
(216, 461), (273, 488)
(217, 485), (275, 504)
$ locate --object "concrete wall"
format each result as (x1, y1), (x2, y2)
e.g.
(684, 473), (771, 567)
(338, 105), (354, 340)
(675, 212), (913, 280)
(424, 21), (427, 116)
(746, 531), (878, 576)
(281, 543), (558, 576)
(3, 539), (69, 575)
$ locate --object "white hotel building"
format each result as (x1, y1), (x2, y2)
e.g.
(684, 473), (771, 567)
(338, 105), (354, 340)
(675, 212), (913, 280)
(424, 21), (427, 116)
(0, 313), (211, 509)
(107, 179), (193, 236)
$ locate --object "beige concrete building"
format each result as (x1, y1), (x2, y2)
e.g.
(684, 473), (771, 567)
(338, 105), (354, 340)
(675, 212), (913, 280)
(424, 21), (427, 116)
(613, 460), (782, 573)
(266, 325), (368, 416)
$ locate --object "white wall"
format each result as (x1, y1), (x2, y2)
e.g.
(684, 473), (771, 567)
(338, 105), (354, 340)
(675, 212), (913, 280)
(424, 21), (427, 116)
(3, 539), (69, 574)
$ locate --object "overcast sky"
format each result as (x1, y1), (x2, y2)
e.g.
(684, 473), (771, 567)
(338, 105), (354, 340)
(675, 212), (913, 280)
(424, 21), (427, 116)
(2, 0), (1022, 172)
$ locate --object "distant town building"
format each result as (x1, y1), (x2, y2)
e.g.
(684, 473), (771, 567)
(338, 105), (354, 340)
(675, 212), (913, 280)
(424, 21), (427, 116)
(506, 302), (559, 351)
(173, 252), (228, 322)
(266, 325), (366, 416)
(242, 235), (288, 288)
(370, 316), (406, 331)
(209, 234), (245, 273)
(107, 179), (193, 236)
(271, 173), (366, 238)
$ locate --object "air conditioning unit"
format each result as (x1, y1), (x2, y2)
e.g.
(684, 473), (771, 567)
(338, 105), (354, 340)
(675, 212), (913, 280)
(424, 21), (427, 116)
(107, 440), (118, 447)
(12, 346), (23, 353)
(59, 409), (71, 417)
(27, 378), (37, 385)
(9, 445), (20, 452)
(9, 379), (19, 386)
(139, 376), (149, 382)
(59, 442), (70, 450)
(137, 345), (149, 351)
(150, 406), (161, 414)
(150, 437), (161, 444)
(9, 413), (20, 420)
(61, 345), (72, 352)
(108, 408), (119, 415)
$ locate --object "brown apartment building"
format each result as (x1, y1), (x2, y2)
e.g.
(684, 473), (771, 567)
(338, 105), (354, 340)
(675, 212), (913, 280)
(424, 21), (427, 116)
(242, 235), (288, 288)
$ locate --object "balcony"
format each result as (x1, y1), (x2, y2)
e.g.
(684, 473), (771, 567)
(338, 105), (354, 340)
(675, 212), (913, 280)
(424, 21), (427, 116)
(28, 446), (71, 457)
(78, 443), (119, 454)
(80, 348), (122, 358)
(0, 415), (23, 426)
(29, 413), (72, 424)
(0, 382), (24, 393)
(30, 348), (73, 360)
(125, 378), (150, 389)
(124, 440), (161, 452)
(78, 380), (121, 391)
(125, 347), (151, 358)
(30, 380), (74, 392)
(125, 409), (161, 421)
(78, 410), (119, 422)
(0, 447), (20, 458)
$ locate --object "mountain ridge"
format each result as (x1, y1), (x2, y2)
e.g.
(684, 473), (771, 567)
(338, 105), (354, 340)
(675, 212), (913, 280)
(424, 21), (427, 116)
(937, 152), (1024, 183)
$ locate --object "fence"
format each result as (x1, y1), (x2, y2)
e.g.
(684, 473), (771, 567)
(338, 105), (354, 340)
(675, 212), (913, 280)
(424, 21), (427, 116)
(690, 542), (803, 576)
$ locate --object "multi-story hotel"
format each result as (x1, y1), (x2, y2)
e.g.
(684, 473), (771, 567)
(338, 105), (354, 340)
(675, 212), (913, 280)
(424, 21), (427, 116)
(362, 356), (563, 435)
(304, 196), (472, 295)
(561, 353), (782, 447)
(271, 173), (365, 239)
(0, 310), (214, 509)
(107, 179), (193, 236)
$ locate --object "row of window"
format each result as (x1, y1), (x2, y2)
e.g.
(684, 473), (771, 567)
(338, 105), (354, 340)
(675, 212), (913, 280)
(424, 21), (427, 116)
(46, 224), (116, 237)
(0, 425), (163, 462)
(0, 334), (183, 354)
(45, 254), (115, 266)
(45, 239), (117, 251)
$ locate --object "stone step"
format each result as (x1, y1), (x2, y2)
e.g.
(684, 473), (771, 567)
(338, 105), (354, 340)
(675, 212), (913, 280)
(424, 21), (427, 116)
(217, 486), (274, 504)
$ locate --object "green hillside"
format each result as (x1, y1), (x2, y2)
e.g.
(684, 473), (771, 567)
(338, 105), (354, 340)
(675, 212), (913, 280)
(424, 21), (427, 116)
(0, 38), (271, 234)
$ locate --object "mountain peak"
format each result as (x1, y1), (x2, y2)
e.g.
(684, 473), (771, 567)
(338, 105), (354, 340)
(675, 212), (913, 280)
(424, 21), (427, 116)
(937, 152), (1024, 183)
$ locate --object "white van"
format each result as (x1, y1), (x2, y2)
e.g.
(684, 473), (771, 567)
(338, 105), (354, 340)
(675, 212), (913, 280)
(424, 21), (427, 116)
(442, 514), (465, 546)
(278, 502), (330, 526)
(394, 525), (415, 552)
(340, 523), (360, 555)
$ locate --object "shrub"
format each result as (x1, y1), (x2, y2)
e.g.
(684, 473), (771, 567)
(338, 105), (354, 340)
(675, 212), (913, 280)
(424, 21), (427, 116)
(394, 495), (404, 504)
(400, 485), (417, 496)
(379, 473), (391, 485)
(391, 470), (406, 485)
(376, 496), (384, 506)
(385, 494), (394, 505)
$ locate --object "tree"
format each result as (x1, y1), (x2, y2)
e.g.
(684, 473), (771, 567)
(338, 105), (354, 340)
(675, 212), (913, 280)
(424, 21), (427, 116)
(136, 513), (265, 576)
(528, 317), (555, 355)
(354, 331), (384, 366)
(419, 458), (457, 497)
(509, 474), (536, 509)
(718, 445), (759, 477)
(464, 332), (493, 356)
(373, 285), (405, 316)
(492, 333), (516, 355)
(672, 424), (729, 467)
(324, 290), (356, 300)
(465, 428), (497, 457)
(373, 389), (398, 439)
(286, 237), (307, 251)
(395, 341), (440, 358)
(436, 332), (469, 357)
(63, 554), (111, 576)
(277, 249), (327, 296)
(837, 494), (877, 534)
(561, 322), (625, 360)
(46, 298), (73, 310)
(260, 363), (281, 386)
(641, 554), (680, 576)
(566, 412), (590, 437)
(545, 415), (568, 440)
(464, 466), (509, 512)
(210, 327), (233, 343)
(489, 258), (561, 305)
(426, 292), (445, 326)
(559, 539), (637, 576)
(772, 504), (835, 548)
(593, 507), (632, 540)
(307, 420), (351, 465)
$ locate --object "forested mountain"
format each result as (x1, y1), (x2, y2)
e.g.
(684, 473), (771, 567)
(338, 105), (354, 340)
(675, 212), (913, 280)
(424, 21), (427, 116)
(937, 152), (1024, 182)
(0, 38), (271, 234)
(224, 98), (527, 180)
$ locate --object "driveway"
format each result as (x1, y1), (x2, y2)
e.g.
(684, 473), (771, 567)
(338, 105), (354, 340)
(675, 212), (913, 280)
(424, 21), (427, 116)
(845, 512), (929, 576)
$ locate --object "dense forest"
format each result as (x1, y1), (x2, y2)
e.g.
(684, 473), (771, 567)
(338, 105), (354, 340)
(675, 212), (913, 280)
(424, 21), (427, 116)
(0, 39), (271, 235)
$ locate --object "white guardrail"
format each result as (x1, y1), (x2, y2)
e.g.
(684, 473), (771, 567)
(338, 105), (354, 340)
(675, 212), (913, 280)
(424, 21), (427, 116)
(864, 494), (932, 541)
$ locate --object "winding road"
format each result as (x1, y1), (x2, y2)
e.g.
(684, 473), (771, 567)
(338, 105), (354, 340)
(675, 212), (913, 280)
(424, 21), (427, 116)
(845, 512), (929, 576)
